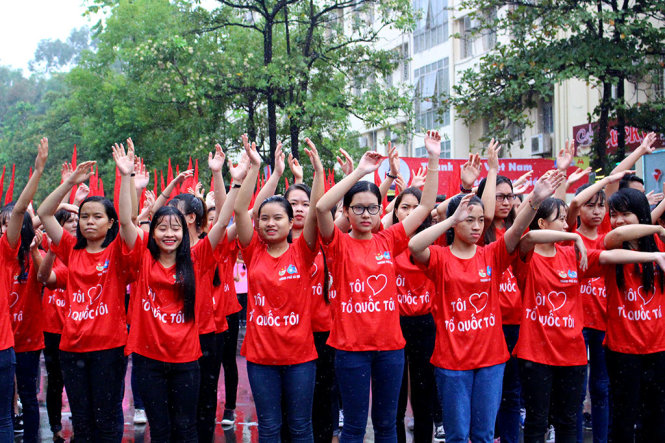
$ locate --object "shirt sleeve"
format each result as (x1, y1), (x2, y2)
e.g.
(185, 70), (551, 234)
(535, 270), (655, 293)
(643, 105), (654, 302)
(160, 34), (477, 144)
(0, 232), (20, 260)
(384, 222), (409, 257)
(239, 230), (261, 265)
(415, 245), (444, 283)
(52, 261), (69, 289)
(579, 248), (604, 279)
(320, 225), (342, 256)
(50, 230), (76, 266)
(489, 235), (516, 276)
(192, 236), (217, 271)
(294, 232), (320, 266)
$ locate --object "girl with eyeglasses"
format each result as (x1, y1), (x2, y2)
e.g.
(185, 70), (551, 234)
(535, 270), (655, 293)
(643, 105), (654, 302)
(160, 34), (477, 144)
(315, 131), (440, 442)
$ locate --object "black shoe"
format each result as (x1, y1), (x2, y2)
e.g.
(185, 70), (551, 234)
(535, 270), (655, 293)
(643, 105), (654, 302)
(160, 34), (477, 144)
(583, 412), (592, 430)
(221, 409), (235, 427)
(13, 414), (24, 434)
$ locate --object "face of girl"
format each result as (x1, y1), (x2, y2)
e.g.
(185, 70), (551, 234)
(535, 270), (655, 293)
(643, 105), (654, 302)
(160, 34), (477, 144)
(258, 203), (293, 243)
(344, 191), (381, 235)
(579, 195), (606, 228)
(395, 194), (419, 223)
(538, 206), (568, 231)
(610, 209), (639, 228)
(287, 189), (310, 230)
(0, 216), (8, 235)
(207, 209), (216, 231)
(454, 204), (484, 245)
(153, 215), (184, 254)
(495, 182), (514, 219)
(63, 215), (79, 236)
(79, 201), (113, 241)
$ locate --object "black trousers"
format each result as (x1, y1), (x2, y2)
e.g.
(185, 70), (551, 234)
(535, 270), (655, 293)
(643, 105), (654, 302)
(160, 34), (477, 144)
(43, 332), (65, 433)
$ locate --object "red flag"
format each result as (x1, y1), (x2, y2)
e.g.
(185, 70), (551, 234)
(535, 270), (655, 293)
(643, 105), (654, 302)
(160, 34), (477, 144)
(0, 166), (6, 203)
(4, 164), (15, 205)
(29, 167), (32, 179)
(160, 171), (166, 194)
(284, 177), (289, 190)
(89, 172), (97, 197)
(194, 159), (199, 183)
(113, 166), (121, 213)
(174, 164), (181, 195)
(153, 169), (158, 195)
(407, 168), (414, 187)
(71, 144), (77, 168)
(167, 159), (174, 185)
(98, 178), (104, 196)
(373, 169), (381, 187)
(68, 145), (79, 203)
(139, 189), (146, 211)
(210, 175), (214, 193)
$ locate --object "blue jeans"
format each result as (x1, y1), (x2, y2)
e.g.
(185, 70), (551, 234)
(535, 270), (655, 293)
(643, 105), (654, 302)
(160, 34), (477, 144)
(247, 360), (316, 443)
(436, 363), (506, 443)
(496, 325), (522, 443)
(0, 348), (15, 440)
(16, 350), (41, 443)
(577, 328), (609, 443)
(133, 354), (199, 443)
(335, 349), (404, 443)
(60, 347), (126, 442)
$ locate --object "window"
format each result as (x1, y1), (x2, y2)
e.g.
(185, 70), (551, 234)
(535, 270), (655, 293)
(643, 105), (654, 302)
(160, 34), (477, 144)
(414, 58), (450, 130)
(541, 100), (554, 134)
(459, 10), (496, 59)
(656, 67), (665, 99)
(415, 140), (451, 158)
(413, 0), (448, 53)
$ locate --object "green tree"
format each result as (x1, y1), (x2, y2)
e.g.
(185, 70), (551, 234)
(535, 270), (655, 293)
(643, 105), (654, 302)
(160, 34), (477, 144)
(451, 0), (665, 172)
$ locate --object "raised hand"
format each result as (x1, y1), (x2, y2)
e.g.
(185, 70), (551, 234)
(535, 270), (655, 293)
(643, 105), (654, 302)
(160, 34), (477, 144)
(336, 148), (354, 176)
(638, 132), (657, 155)
(574, 234), (588, 272)
(450, 193), (475, 225)
(533, 170), (565, 204)
(486, 138), (501, 171)
(67, 161), (96, 185)
(205, 191), (215, 209)
(460, 153), (481, 189)
(411, 167), (427, 189)
(357, 151), (383, 175)
(303, 138), (324, 173)
(31, 229), (43, 251)
(556, 140), (574, 171)
(647, 191), (664, 206)
(566, 167), (591, 187)
(188, 182), (204, 200)
(174, 169), (194, 185)
(513, 170), (533, 194)
(388, 142), (400, 176)
(208, 144), (226, 173)
(134, 158), (150, 190)
(61, 162), (74, 183)
(274, 142), (286, 176)
(606, 169), (636, 184)
(394, 175), (407, 194)
(228, 153), (250, 183)
(243, 135), (262, 166)
(288, 153), (303, 183)
(35, 137), (49, 172)
(112, 142), (134, 176)
(424, 130), (442, 158)
(74, 183), (90, 203)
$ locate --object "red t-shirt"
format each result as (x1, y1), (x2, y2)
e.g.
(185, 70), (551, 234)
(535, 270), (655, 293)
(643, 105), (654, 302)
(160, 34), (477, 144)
(421, 236), (514, 370)
(4, 237), (44, 352)
(212, 234), (239, 333)
(492, 226), (522, 325)
(514, 245), (603, 366)
(577, 231), (607, 330)
(395, 250), (435, 317)
(240, 232), (318, 365)
(192, 238), (216, 335)
(126, 235), (217, 362)
(42, 259), (68, 335)
(52, 231), (141, 352)
(322, 224), (409, 351)
(310, 251), (332, 332)
(604, 236), (665, 354)
(0, 234), (19, 351)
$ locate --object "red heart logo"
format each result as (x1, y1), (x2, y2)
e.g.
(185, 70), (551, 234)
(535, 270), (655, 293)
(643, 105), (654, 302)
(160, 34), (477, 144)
(240, 271), (246, 277)
(87, 284), (103, 304)
(468, 292), (488, 313)
(366, 274), (387, 297)
(8, 292), (19, 309)
(637, 286), (654, 306)
(654, 169), (662, 182)
(547, 291), (567, 312)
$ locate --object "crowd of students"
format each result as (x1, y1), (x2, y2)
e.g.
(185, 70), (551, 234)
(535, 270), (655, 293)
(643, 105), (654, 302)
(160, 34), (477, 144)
(0, 129), (664, 443)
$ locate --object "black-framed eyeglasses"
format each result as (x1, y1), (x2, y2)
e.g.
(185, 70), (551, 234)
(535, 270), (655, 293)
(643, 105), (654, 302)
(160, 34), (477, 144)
(496, 193), (516, 202)
(349, 205), (381, 215)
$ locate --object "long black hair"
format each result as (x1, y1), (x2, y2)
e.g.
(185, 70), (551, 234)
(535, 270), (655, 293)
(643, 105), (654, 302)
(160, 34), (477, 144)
(609, 188), (664, 294)
(1, 204), (35, 283)
(391, 187), (432, 234)
(148, 206), (196, 322)
(445, 194), (484, 245)
(168, 193), (207, 239)
(529, 198), (567, 231)
(74, 197), (119, 250)
(476, 175), (516, 244)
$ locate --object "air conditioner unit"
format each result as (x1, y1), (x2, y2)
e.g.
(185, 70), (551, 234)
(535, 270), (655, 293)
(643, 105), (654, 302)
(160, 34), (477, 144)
(530, 133), (552, 155)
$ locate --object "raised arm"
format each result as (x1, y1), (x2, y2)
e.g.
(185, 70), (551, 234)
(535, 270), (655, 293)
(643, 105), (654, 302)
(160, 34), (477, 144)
(604, 224), (665, 249)
(480, 139), (500, 223)
(302, 138), (324, 250)
(151, 169), (194, 216)
(234, 139), (262, 248)
(316, 151), (383, 242)
(378, 143), (399, 203)
(7, 137), (49, 248)
(287, 152), (304, 185)
(113, 142), (141, 249)
(518, 230), (587, 270)
(606, 132), (656, 197)
(252, 139), (284, 222)
(553, 140), (574, 201)
(37, 249), (58, 287)
(503, 171), (565, 253)
(566, 170), (631, 230)
(402, 130), (440, 236)
(207, 143), (226, 225)
(409, 193), (475, 265)
(599, 249), (665, 267)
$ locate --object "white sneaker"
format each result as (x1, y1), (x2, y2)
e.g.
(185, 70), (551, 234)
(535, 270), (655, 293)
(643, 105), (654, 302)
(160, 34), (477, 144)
(221, 409), (235, 427)
(338, 409), (344, 428)
(545, 424), (555, 443)
(433, 424), (446, 442)
(133, 408), (147, 425)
